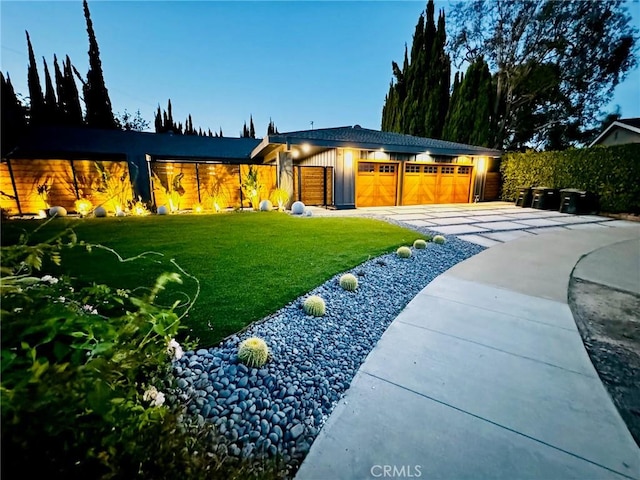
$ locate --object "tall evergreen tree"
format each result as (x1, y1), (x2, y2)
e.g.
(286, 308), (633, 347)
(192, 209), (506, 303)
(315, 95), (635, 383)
(25, 31), (45, 126)
(381, 1), (450, 138)
(62, 56), (83, 125)
(241, 122), (249, 138)
(219, 127), (223, 137)
(442, 57), (493, 146)
(1, 73), (28, 156)
(154, 105), (163, 132)
(42, 58), (59, 125)
(249, 115), (256, 139)
(82, 0), (116, 129)
(167, 99), (174, 130)
(53, 55), (67, 123)
(267, 118), (280, 135)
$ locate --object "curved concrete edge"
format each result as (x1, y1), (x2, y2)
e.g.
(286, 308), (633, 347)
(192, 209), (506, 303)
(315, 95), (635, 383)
(296, 226), (640, 480)
(572, 238), (640, 295)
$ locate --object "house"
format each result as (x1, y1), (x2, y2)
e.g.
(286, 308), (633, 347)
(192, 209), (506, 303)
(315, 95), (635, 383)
(589, 118), (640, 147)
(250, 126), (502, 209)
(1, 124), (501, 214)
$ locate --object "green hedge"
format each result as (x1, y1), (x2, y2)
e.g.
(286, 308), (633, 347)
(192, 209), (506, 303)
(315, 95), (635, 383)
(500, 144), (640, 213)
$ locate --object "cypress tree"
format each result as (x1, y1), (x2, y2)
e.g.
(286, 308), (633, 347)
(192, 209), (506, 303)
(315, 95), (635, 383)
(53, 55), (67, 123)
(82, 0), (116, 128)
(241, 122), (249, 138)
(1, 73), (28, 155)
(42, 58), (59, 125)
(167, 99), (174, 131)
(154, 105), (163, 132)
(219, 127), (223, 137)
(249, 115), (255, 139)
(26, 31), (45, 126)
(381, 1), (451, 139)
(442, 57), (493, 146)
(62, 56), (83, 125)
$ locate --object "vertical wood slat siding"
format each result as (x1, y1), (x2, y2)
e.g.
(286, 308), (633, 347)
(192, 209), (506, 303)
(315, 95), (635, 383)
(293, 166), (334, 206)
(73, 160), (133, 212)
(0, 162), (20, 214)
(484, 172), (501, 200)
(299, 149), (337, 167)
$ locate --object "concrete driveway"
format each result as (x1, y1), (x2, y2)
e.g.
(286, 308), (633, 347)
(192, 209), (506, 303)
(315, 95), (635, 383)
(309, 202), (638, 247)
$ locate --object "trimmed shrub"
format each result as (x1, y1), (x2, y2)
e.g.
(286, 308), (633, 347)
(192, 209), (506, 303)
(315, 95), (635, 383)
(291, 201), (306, 215)
(396, 246), (412, 258)
(339, 273), (358, 292)
(433, 235), (446, 244)
(500, 144), (640, 213)
(303, 295), (326, 316)
(413, 239), (428, 249)
(237, 337), (269, 367)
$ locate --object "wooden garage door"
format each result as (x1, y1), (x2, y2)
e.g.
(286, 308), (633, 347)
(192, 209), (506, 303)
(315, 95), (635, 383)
(402, 164), (472, 205)
(357, 162), (398, 207)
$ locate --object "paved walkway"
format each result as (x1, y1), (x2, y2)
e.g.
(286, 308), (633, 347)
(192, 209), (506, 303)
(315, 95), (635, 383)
(296, 223), (640, 480)
(308, 202), (637, 247)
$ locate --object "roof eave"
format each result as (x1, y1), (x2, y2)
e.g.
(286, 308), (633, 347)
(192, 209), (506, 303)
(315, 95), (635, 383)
(263, 136), (500, 157)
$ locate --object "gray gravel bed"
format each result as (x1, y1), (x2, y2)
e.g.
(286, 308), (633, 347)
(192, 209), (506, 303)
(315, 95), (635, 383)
(171, 227), (484, 473)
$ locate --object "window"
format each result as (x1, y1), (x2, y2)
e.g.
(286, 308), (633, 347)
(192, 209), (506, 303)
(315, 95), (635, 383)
(425, 166), (438, 174)
(458, 166), (471, 175)
(358, 162), (374, 173)
(405, 164), (421, 173)
(441, 166), (455, 174)
(380, 164), (396, 173)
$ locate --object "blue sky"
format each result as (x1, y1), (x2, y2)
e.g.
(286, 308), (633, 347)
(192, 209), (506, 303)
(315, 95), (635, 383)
(2, 1), (639, 137)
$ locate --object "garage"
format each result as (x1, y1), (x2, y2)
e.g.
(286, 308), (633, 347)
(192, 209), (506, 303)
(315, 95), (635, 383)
(356, 162), (398, 207)
(402, 164), (472, 205)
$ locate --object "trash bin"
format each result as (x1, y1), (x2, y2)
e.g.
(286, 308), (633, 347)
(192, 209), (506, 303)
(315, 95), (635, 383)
(531, 187), (560, 210)
(515, 187), (533, 207)
(559, 189), (599, 214)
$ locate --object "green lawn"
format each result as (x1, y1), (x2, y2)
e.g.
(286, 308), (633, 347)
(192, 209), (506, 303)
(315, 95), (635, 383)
(2, 212), (423, 346)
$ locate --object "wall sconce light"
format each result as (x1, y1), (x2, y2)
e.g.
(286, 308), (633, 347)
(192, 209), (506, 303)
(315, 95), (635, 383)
(344, 150), (353, 168)
(477, 157), (486, 173)
(292, 149), (300, 159)
(302, 143), (311, 153)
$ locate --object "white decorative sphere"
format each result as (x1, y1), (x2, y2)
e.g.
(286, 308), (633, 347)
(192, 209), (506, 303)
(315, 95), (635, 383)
(116, 210), (126, 217)
(305, 209), (313, 217)
(48, 206), (67, 217)
(259, 200), (273, 211)
(291, 201), (306, 215)
(157, 205), (168, 215)
(94, 206), (107, 217)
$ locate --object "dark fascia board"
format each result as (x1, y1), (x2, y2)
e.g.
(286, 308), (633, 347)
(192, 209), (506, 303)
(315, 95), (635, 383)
(589, 120), (640, 147)
(254, 135), (501, 158)
(7, 150), (127, 161)
(147, 153), (258, 164)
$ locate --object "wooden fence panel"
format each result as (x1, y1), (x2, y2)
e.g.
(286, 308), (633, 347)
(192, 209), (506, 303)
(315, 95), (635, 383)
(73, 160), (132, 213)
(9, 159), (76, 214)
(0, 162), (19, 214)
(151, 162), (199, 211)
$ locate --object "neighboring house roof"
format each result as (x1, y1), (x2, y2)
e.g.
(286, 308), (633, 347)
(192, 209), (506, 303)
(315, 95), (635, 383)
(5, 126), (261, 162)
(589, 117), (640, 147)
(251, 125), (502, 158)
